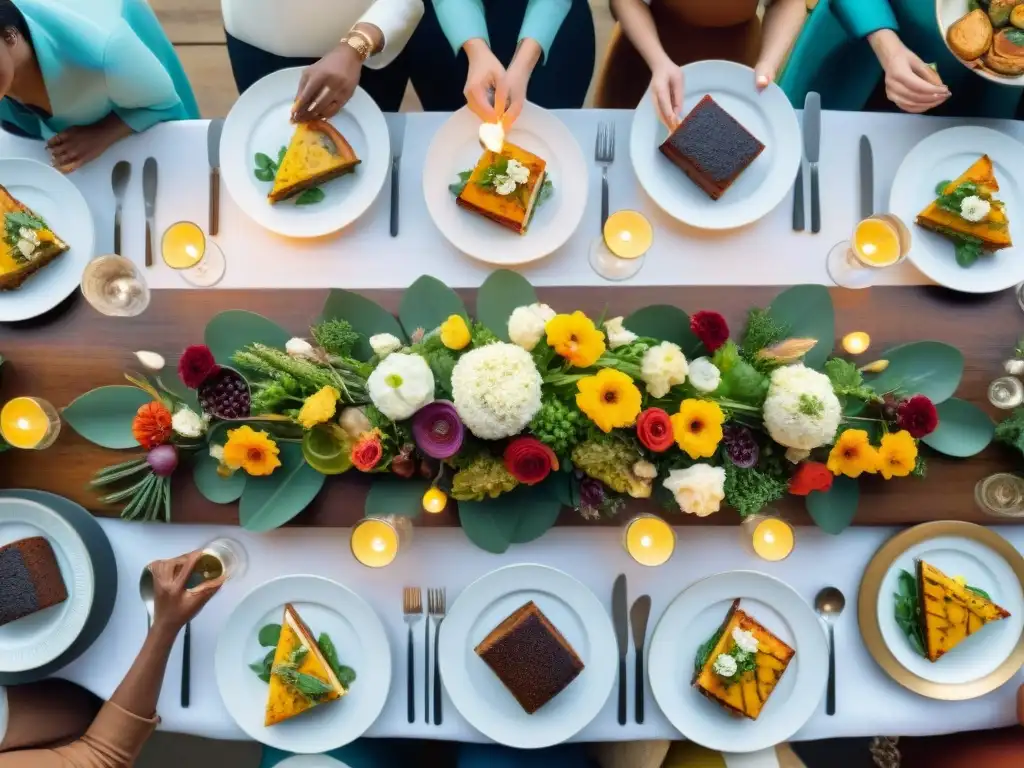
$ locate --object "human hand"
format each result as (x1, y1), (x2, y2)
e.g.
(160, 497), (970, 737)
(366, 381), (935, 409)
(753, 59), (778, 91)
(47, 115), (132, 173)
(498, 39), (542, 130)
(870, 30), (949, 114)
(463, 38), (505, 123)
(650, 57), (684, 130)
(149, 551), (224, 633)
(293, 44), (362, 122)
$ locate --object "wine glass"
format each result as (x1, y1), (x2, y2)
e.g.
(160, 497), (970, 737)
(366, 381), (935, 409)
(80, 254), (150, 316)
(826, 214), (911, 289)
(589, 210), (653, 281)
(162, 221), (226, 287)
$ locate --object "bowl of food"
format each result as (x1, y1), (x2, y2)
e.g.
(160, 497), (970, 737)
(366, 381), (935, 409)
(938, 1), (1024, 85)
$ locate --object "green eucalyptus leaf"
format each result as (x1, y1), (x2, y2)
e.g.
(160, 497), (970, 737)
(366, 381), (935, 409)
(399, 275), (468, 340)
(319, 289), (406, 361)
(624, 305), (702, 357)
(294, 188), (325, 205)
(192, 452), (246, 504)
(475, 270), (537, 342)
(365, 478), (428, 519)
(157, 369), (199, 412)
(921, 398), (994, 457)
(239, 443), (325, 532)
(865, 342), (964, 404)
(205, 310), (290, 367)
(507, 483), (563, 544)
(805, 476), (859, 534)
(258, 624), (282, 647)
(766, 285), (834, 369)
(458, 484), (561, 553)
(63, 386), (153, 449)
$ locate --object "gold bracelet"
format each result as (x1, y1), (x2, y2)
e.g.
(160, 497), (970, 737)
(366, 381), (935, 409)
(342, 31), (373, 62)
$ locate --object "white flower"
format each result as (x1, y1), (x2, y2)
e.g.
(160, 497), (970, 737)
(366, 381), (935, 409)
(762, 364), (842, 450)
(369, 333), (402, 357)
(285, 337), (317, 360)
(960, 195), (991, 223)
(632, 460), (658, 480)
(508, 303), (555, 352)
(785, 447), (810, 464)
(209, 444), (225, 461)
(713, 654), (738, 678)
(1005, 359), (1024, 376)
(367, 353), (435, 421)
(663, 464), (725, 517)
(171, 406), (204, 438)
(732, 627), (760, 655)
(494, 176), (517, 196)
(16, 239), (35, 258)
(688, 357), (721, 393)
(603, 317), (637, 350)
(18, 227), (38, 245)
(339, 406), (371, 439)
(134, 351), (165, 371)
(451, 342), (543, 440)
(641, 342), (689, 398)
(505, 158), (530, 185)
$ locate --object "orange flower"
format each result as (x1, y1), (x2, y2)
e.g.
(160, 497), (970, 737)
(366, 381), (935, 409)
(132, 401), (172, 449)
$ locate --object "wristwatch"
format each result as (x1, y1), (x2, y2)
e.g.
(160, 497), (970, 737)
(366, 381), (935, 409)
(342, 30), (374, 62)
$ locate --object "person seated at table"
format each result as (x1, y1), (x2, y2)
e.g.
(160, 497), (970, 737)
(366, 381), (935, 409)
(222, 0), (424, 117)
(406, 0), (595, 126)
(594, 0), (808, 128)
(0, 551), (224, 767)
(0, 0), (199, 173)
(778, 1), (1023, 118)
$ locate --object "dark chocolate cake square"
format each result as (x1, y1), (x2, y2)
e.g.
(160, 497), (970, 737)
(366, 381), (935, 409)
(659, 94), (766, 200)
(0, 536), (67, 627)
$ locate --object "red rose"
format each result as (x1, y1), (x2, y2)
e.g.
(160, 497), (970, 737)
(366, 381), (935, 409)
(690, 311), (729, 353)
(178, 345), (219, 389)
(352, 432), (383, 472)
(788, 462), (834, 496)
(896, 395), (939, 438)
(636, 408), (673, 453)
(504, 437), (559, 485)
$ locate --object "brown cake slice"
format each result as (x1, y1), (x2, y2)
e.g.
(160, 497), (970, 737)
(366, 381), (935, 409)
(0, 536), (67, 626)
(475, 601), (584, 714)
(659, 94), (766, 200)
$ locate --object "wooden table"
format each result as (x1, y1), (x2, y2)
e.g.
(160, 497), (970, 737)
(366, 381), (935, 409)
(0, 285), (1018, 527)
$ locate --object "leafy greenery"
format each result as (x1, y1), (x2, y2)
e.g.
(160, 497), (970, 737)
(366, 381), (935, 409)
(295, 188), (326, 205)
(723, 462), (788, 518)
(741, 308), (787, 359)
(530, 395), (585, 460)
(311, 318), (360, 357)
(248, 649), (276, 683)
(249, 629), (356, 692)
(234, 343), (368, 404)
(253, 147), (323, 204)
(894, 569), (926, 658)
(966, 585), (992, 600)
(824, 358), (876, 401)
(934, 181), (979, 216)
(272, 663), (336, 701)
(995, 407), (1024, 454)
(4, 210), (48, 263)
(934, 179), (951, 196)
(712, 341), (769, 406)
(694, 629), (723, 675)
(318, 633), (357, 689)
(449, 167), (555, 222)
(258, 623), (282, 647)
(471, 321), (500, 347)
(448, 170), (473, 197)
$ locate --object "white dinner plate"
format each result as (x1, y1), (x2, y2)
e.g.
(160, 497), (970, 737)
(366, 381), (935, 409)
(936, 1), (1024, 87)
(878, 535), (1024, 685)
(438, 564), (617, 749)
(0, 158), (94, 322)
(648, 571), (827, 754)
(630, 60), (801, 230)
(215, 575), (391, 754)
(890, 126), (1024, 293)
(422, 104), (588, 265)
(0, 497), (93, 672)
(220, 68), (389, 238)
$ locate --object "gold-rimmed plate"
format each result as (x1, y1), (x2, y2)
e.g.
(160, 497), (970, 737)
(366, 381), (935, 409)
(859, 521), (1024, 700)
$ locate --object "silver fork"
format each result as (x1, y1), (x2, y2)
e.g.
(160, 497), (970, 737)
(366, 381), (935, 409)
(403, 586), (422, 724)
(429, 588), (447, 725)
(595, 122), (616, 232)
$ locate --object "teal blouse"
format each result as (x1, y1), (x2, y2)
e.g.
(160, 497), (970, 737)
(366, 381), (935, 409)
(432, 0), (571, 61)
(0, 0), (199, 140)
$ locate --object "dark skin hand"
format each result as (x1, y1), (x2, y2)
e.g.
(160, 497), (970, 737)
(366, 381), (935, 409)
(293, 23), (383, 122)
(47, 113), (133, 174)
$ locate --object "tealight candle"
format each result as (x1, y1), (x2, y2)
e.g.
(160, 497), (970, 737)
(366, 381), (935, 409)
(744, 514), (795, 562)
(161, 221), (205, 270)
(841, 331), (871, 356)
(350, 515), (412, 568)
(478, 122), (505, 154)
(422, 487), (448, 514)
(622, 513), (675, 567)
(0, 397), (60, 450)
(852, 217), (901, 268)
(603, 210), (654, 260)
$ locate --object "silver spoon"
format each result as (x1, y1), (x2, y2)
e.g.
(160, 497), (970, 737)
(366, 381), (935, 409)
(139, 564), (155, 630)
(111, 161), (131, 256)
(815, 586), (846, 716)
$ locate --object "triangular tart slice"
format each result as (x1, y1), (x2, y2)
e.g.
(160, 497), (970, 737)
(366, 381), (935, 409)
(917, 560), (1011, 662)
(269, 120), (360, 203)
(915, 155), (1012, 251)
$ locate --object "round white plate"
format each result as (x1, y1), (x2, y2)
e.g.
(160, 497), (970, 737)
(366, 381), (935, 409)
(630, 60), (800, 230)
(220, 68), (389, 238)
(215, 575), (391, 754)
(937, 1), (1024, 87)
(648, 571), (827, 754)
(422, 104), (588, 265)
(878, 535), (1024, 685)
(438, 564), (616, 749)
(0, 497), (93, 672)
(890, 126), (1024, 293)
(0, 159), (94, 322)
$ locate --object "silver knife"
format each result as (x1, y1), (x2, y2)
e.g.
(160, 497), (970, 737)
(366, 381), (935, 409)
(859, 135), (874, 221)
(385, 113), (405, 237)
(804, 92), (822, 234)
(630, 595), (651, 725)
(207, 119), (224, 236)
(612, 574), (628, 726)
(142, 157), (157, 268)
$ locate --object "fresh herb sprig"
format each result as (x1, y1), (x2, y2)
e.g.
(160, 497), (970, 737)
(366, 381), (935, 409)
(249, 623), (356, 692)
(694, 629), (723, 675)
(253, 148), (324, 205)
(894, 569), (927, 658)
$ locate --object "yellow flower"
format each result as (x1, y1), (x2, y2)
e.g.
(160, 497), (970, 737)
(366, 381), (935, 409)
(576, 369), (642, 432)
(877, 430), (918, 480)
(827, 429), (878, 478)
(297, 386), (340, 429)
(670, 399), (724, 459)
(223, 425), (281, 477)
(546, 311), (606, 368)
(440, 314), (471, 350)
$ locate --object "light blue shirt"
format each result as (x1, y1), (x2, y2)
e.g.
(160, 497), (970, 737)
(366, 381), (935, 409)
(432, 0), (572, 61)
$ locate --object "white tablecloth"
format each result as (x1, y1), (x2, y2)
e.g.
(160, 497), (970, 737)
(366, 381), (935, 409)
(51, 520), (1024, 743)
(3, 110), (1023, 289)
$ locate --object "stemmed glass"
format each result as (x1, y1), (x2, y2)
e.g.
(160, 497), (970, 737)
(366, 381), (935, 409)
(826, 214), (911, 289)
(80, 254), (150, 316)
(162, 221), (226, 287)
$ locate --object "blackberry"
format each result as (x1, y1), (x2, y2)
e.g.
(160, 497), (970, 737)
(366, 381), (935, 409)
(198, 368), (251, 420)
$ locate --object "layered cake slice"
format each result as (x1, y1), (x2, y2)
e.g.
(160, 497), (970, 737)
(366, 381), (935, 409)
(916, 155), (1012, 252)
(475, 601), (584, 714)
(659, 95), (765, 200)
(0, 536), (68, 626)
(0, 187), (69, 291)
(269, 120), (360, 203)
(917, 560), (1011, 662)
(456, 142), (547, 234)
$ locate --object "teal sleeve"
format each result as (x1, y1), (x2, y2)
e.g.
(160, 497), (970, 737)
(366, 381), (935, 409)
(519, 0), (572, 62)
(831, 0), (899, 40)
(432, 0), (490, 55)
(0, 100), (43, 139)
(103, 23), (186, 133)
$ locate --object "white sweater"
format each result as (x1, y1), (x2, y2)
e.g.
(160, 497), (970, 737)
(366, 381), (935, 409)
(221, 0), (424, 68)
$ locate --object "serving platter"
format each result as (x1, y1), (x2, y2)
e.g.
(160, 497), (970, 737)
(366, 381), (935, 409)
(937, 0), (1024, 87)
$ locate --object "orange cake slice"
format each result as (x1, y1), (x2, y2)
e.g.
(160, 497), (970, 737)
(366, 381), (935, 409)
(916, 155), (1012, 251)
(917, 560), (1011, 662)
(0, 186), (68, 290)
(269, 120), (360, 203)
(456, 142), (547, 234)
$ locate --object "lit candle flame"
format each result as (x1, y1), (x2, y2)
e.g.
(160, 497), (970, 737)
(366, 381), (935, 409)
(640, 535), (652, 548)
(371, 537), (386, 553)
(479, 122), (505, 153)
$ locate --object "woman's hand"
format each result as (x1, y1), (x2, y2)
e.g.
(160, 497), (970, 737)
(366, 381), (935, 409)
(650, 56), (684, 129)
(149, 551), (224, 634)
(47, 114), (132, 173)
(753, 60), (779, 91)
(498, 39), (542, 130)
(293, 43), (363, 122)
(463, 38), (506, 123)
(869, 29), (950, 114)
